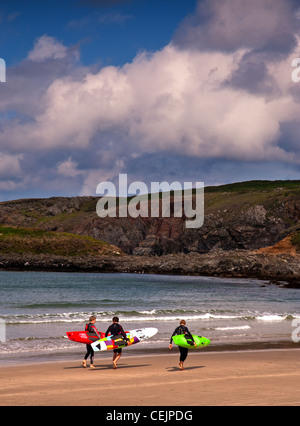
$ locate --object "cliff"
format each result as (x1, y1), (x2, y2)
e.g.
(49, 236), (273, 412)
(0, 180), (299, 255)
(0, 180), (299, 284)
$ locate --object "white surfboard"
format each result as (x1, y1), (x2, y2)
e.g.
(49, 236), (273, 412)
(91, 327), (158, 352)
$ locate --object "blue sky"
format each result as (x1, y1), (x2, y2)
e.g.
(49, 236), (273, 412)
(1, 0), (198, 67)
(0, 0), (300, 201)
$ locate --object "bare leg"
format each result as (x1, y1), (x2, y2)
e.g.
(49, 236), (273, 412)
(113, 352), (122, 369)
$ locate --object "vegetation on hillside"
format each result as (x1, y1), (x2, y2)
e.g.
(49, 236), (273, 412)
(0, 180), (298, 256)
(204, 180), (300, 193)
(291, 231), (300, 251)
(0, 226), (120, 257)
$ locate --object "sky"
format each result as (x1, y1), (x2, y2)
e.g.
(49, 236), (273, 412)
(0, 0), (300, 201)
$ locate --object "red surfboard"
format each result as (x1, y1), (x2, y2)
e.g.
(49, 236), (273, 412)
(66, 331), (106, 344)
(66, 330), (130, 344)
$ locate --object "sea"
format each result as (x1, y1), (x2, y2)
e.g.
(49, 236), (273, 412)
(0, 271), (299, 365)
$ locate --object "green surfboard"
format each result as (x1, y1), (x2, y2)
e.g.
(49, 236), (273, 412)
(172, 334), (210, 349)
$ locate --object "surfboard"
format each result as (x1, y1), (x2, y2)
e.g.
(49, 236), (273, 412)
(66, 331), (106, 344)
(91, 327), (158, 352)
(172, 334), (210, 349)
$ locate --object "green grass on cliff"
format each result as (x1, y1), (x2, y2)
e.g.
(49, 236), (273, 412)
(0, 226), (120, 257)
(203, 180), (300, 216)
(0, 180), (299, 243)
(204, 180), (300, 193)
(291, 231), (300, 251)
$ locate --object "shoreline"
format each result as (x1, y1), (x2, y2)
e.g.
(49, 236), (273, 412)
(2, 339), (299, 367)
(1, 348), (300, 406)
(0, 251), (299, 286)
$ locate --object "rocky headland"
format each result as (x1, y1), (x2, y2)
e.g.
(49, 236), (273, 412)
(0, 180), (299, 287)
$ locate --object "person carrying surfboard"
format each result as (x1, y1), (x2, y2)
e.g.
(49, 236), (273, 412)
(82, 316), (100, 369)
(169, 320), (196, 370)
(105, 316), (129, 369)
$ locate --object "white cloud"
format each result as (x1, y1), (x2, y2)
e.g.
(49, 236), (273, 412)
(28, 35), (68, 62)
(1, 41), (299, 166)
(1, 2), (300, 198)
(174, 0), (297, 53)
(57, 157), (82, 177)
(0, 153), (23, 178)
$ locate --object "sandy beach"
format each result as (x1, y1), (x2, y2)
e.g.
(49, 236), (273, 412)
(0, 349), (299, 406)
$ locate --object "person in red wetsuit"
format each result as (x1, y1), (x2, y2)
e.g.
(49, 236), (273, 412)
(105, 316), (129, 369)
(82, 316), (100, 368)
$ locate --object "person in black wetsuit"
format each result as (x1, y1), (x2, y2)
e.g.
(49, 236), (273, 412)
(105, 316), (129, 369)
(82, 316), (100, 368)
(169, 320), (196, 370)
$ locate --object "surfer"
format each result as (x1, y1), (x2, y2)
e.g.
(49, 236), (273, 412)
(105, 316), (129, 369)
(169, 320), (196, 370)
(82, 316), (100, 369)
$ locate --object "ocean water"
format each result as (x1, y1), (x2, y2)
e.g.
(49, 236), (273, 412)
(0, 271), (299, 364)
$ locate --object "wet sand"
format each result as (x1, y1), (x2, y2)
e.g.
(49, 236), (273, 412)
(0, 349), (300, 406)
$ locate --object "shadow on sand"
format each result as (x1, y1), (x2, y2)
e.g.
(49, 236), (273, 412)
(166, 365), (205, 372)
(64, 363), (151, 371)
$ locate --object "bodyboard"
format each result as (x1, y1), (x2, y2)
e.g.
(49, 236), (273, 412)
(172, 334), (210, 349)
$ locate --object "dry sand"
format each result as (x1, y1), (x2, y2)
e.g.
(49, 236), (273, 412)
(0, 349), (300, 406)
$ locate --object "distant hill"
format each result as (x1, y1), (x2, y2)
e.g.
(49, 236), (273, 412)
(0, 180), (299, 256)
(205, 179), (300, 193)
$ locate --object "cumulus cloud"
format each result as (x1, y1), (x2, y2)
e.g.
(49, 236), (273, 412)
(28, 35), (69, 62)
(0, 153), (23, 178)
(1, 41), (299, 162)
(173, 0), (298, 54)
(0, 0), (300, 199)
(0, 36), (83, 121)
(57, 157), (83, 178)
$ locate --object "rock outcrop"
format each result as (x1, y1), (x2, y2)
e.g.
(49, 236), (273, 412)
(0, 250), (298, 285)
(0, 181), (299, 255)
(0, 180), (299, 283)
